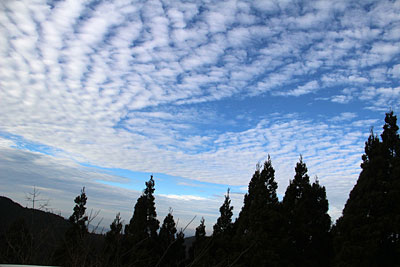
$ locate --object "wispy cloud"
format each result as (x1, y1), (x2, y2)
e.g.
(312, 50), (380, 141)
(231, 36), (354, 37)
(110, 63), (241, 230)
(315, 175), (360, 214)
(330, 112), (357, 122)
(159, 194), (207, 201)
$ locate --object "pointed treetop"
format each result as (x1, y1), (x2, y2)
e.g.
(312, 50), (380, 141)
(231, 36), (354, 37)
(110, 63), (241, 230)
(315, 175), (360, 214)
(159, 211), (177, 246)
(195, 217), (206, 240)
(283, 156), (311, 204)
(144, 175), (155, 196)
(381, 111), (400, 157)
(213, 188), (234, 236)
(294, 155), (309, 183)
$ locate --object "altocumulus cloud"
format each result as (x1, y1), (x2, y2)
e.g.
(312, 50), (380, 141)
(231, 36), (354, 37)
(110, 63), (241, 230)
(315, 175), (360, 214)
(1, 0), (400, 231)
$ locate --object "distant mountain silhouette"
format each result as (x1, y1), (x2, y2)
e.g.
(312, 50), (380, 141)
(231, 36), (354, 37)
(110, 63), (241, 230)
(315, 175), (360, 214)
(0, 196), (102, 263)
(0, 196), (73, 263)
(0, 196), (70, 235)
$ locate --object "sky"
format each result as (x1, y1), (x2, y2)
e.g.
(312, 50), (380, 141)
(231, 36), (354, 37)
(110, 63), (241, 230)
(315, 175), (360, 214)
(0, 0), (399, 236)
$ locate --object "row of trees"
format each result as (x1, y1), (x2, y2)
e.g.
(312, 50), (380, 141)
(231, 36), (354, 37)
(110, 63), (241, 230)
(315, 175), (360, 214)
(189, 155), (331, 266)
(1, 111), (399, 266)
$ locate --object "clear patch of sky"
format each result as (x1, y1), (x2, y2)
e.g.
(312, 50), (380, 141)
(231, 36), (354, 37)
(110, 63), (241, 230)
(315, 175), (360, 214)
(86, 163), (246, 198)
(229, 90), (383, 125)
(0, 132), (60, 156)
(210, 93), (330, 126)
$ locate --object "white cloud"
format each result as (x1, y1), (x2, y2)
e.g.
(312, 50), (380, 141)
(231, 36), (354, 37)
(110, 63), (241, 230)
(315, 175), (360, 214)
(275, 80), (320, 96)
(159, 194), (207, 201)
(331, 94), (353, 104)
(389, 64), (400, 78)
(331, 112), (357, 122)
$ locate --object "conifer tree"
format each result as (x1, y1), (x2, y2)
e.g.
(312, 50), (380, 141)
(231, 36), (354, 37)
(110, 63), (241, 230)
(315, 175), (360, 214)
(157, 213), (186, 267)
(124, 175), (160, 266)
(334, 111), (400, 266)
(125, 175), (159, 241)
(157, 210), (179, 266)
(210, 189), (234, 265)
(195, 217), (206, 241)
(282, 157), (331, 267)
(68, 187), (88, 240)
(234, 156), (283, 266)
(174, 230), (186, 266)
(213, 188), (233, 236)
(105, 213), (123, 266)
(54, 187), (89, 266)
(189, 217), (207, 265)
(159, 211), (177, 248)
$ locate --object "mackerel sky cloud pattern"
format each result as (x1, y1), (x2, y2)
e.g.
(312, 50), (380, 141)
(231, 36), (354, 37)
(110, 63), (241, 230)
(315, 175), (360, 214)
(1, 0), (400, 231)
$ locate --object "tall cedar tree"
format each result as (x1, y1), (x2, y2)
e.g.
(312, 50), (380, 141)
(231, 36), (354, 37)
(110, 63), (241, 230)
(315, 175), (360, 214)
(68, 187), (89, 240)
(159, 211), (177, 249)
(234, 156), (283, 266)
(123, 175), (160, 266)
(213, 188), (234, 236)
(157, 211), (186, 266)
(209, 188), (234, 266)
(282, 157), (331, 267)
(158, 211), (176, 266)
(334, 111), (400, 266)
(189, 217), (208, 266)
(174, 230), (186, 266)
(54, 187), (89, 266)
(104, 213), (123, 266)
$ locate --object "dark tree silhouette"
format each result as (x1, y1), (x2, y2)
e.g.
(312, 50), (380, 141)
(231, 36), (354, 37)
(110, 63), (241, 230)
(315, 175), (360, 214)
(213, 188), (233, 236)
(282, 157), (331, 266)
(54, 187), (90, 267)
(234, 156), (283, 266)
(123, 175), (160, 266)
(159, 211), (177, 247)
(195, 217), (206, 241)
(69, 187), (89, 239)
(104, 213), (123, 266)
(334, 111), (400, 266)
(157, 210), (177, 266)
(157, 211), (186, 267)
(125, 175), (159, 241)
(174, 230), (186, 266)
(209, 189), (235, 265)
(189, 217), (209, 265)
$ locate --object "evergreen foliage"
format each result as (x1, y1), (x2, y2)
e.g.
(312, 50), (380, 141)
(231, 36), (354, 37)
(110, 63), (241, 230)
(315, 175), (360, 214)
(174, 230), (186, 266)
(189, 217), (209, 266)
(195, 217), (206, 241)
(208, 189), (235, 265)
(123, 175), (160, 266)
(68, 187), (89, 241)
(157, 210), (185, 266)
(236, 156), (279, 235)
(282, 157), (331, 266)
(125, 175), (159, 241)
(159, 211), (177, 248)
(213, 188), (233, 236)
(334, 111), (400, 266)
(105, 213), (123, 266)
(54, 187), (90, 266)
(233, 156), (284, 266)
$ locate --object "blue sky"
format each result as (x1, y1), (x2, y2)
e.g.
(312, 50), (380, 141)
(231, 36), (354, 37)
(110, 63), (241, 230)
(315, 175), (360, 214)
(0, 0), (399, 235)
